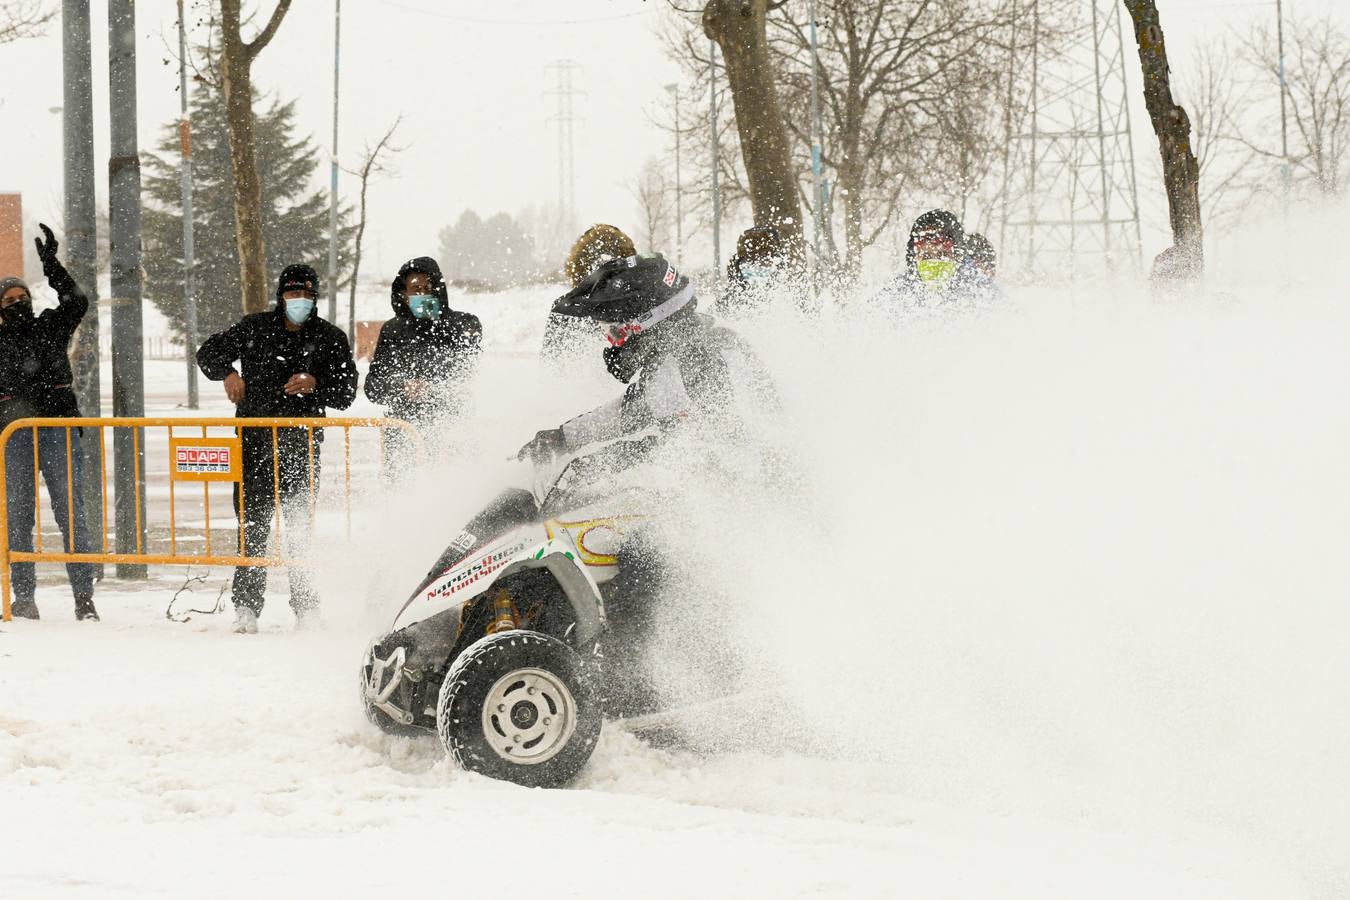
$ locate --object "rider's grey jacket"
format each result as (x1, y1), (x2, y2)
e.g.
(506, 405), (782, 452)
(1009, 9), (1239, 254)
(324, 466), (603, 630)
(559, 314), (777, 455)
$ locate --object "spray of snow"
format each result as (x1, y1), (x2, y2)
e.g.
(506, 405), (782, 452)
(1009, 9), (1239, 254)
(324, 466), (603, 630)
(5, 206), (1348, 897)
(635, 202), (1350, 898)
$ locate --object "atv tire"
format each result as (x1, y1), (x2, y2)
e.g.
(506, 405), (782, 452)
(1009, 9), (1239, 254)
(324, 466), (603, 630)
(436, 630), (601, 788)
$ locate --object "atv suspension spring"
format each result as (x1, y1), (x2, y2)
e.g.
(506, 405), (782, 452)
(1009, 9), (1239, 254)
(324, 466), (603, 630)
(485, 589), (519, 634)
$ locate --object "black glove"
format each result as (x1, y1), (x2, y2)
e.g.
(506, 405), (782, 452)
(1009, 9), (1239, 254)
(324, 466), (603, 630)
(517, 428), (566, 464)
(34, 223), (61, 276)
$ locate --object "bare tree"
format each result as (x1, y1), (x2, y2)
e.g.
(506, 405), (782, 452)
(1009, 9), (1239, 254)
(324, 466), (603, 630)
(0, 0), (54, 45)
(630, 159), (677, 253)
(218, 0), (293, 314)
(703, 0), (806, 263)
(768, 1), (1017, 278)
(1239, 14), (1350, 197)
(1123, 0), (1204, 280)
(1179, 42), (1255, 230)
(663, 0), (1053, 281)
(343, 116), (403, 340)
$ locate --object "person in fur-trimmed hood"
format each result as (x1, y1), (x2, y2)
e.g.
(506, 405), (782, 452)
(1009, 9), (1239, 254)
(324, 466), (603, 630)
(542, 224), (636, 366)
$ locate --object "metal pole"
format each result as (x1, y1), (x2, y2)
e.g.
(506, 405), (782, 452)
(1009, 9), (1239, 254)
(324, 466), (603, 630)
(327, 0), (341, 324)
(1026, 0), (1041, 272)
(63, 0), (102, 572)
(666, 83), (683, 265)
(808, 0), (825, 272)
(1276, 0), (1291, 207)
(178, 0), (199, 409)
(999, 0), (1018, 259)
(108, 0), (147, 578)
(709, 39), (721, 281)
(1090, 0), (1112, 265)
(1114, 1), (1144, 272)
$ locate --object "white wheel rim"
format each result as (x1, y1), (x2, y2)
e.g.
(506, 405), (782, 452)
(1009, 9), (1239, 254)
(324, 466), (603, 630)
(480, 667), (578, 766)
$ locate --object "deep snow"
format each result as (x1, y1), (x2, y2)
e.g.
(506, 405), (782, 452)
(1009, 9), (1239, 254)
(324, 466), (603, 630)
(4, 211), (1350, 898)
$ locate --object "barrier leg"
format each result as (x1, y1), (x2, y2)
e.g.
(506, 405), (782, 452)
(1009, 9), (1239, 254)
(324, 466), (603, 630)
(0, 436), (11, 622)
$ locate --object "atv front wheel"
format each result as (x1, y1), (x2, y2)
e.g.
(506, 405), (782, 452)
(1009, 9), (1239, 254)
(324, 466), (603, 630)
(436, 630), (601, 788)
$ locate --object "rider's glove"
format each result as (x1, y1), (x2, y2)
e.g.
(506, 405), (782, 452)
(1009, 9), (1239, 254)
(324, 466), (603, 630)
(516, 427), (566, 464)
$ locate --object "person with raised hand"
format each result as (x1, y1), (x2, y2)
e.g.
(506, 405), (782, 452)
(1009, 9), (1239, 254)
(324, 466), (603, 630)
(0, 223), (98, 621)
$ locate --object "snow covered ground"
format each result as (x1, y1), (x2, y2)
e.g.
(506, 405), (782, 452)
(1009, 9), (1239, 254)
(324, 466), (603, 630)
(4, 217), (1350, 898)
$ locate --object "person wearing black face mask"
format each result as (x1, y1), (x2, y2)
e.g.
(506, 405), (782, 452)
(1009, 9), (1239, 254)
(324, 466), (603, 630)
(0, 223), (98, 621)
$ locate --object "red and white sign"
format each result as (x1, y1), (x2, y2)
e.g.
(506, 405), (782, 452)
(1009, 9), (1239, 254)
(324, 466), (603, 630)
(170, 437), (242, 482)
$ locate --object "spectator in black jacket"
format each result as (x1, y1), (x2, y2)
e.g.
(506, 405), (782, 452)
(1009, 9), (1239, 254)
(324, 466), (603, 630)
(197, 264), (358, 634)
(721, 225), (787, 315)
(364, 257), (481, 473)
(0, 224), (98, 622)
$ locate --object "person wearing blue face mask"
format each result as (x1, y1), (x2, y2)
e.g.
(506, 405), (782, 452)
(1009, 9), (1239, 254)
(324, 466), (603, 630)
(721, 226), (788, 316)
(364, 257), (482, 473)
(197, 263), (358, 633)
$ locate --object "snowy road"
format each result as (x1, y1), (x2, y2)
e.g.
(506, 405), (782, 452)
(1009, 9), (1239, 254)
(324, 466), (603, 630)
(0, 585), (1297, 899)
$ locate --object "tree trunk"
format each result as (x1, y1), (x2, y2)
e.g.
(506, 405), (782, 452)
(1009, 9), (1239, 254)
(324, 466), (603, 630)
(219, 0), (292, 314)
(1122, 0), (1204, 279)
(703, 0), (805, 264)
(839, 165), (865, 281)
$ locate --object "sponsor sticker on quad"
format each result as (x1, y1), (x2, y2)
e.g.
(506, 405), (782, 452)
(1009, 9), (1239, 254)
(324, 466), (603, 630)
(170, 436), (242, 482)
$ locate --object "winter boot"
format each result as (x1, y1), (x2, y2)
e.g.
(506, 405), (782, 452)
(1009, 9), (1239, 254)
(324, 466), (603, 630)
(9, 598), (39, 620)
(233, 606), (259, 635)
(74, 596), (100, 622)
(295, 606), (323, 631)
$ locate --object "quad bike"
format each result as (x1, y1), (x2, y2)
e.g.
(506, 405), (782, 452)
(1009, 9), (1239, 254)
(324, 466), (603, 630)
(361, 446), (661, 788)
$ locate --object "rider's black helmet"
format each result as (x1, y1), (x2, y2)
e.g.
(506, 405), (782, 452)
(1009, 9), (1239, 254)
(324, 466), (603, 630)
(551, 253), (694, 327)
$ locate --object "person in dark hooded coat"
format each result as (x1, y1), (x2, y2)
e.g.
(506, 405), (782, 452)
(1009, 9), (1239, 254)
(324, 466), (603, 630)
(0, 224), (98, 622)
(720, 225), (787, 315)
(874, 209), (994, 311)
(364, 257), (481, 471)
(197, 263), (358, 633)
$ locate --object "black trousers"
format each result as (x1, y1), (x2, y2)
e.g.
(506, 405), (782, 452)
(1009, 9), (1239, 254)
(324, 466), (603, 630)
(232, 428), (320, 615)
(602, 528), (668, 716)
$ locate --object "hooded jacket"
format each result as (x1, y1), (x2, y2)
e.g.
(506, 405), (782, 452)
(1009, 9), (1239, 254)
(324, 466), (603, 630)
(197, 277), (358, 420)
(876, 209), (994, 310)
(0, 262), (89, 429)
(364, 257), (482, 423)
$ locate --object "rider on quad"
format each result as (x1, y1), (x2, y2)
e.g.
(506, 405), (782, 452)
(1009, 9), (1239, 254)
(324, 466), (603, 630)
(515, 252), (778, 714)
(517, 252), (777, 475)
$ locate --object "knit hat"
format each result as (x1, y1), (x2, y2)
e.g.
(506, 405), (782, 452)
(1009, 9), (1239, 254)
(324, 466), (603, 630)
(0, 276), (30, 299)
(276, 264), (320, 302)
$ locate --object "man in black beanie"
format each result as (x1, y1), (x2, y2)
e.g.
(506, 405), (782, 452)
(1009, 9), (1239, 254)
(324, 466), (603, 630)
(197, 264), (357, 633)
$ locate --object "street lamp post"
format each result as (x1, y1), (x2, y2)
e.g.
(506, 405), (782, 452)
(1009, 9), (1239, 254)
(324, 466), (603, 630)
(709, 39), (721, 281)
(665, 83), (683, 266)
(1276, 0), (1291, 208)
(177, 0), (199, 409)
(808, 0), (825, 275)
(327, 0), (341, 324)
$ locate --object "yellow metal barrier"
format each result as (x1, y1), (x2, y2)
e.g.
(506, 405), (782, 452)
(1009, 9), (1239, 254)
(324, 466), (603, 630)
(0, 417), (422, 621)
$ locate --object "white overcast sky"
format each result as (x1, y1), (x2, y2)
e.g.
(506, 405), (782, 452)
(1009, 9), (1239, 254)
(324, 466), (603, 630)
(1, 0), (1346, 277)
